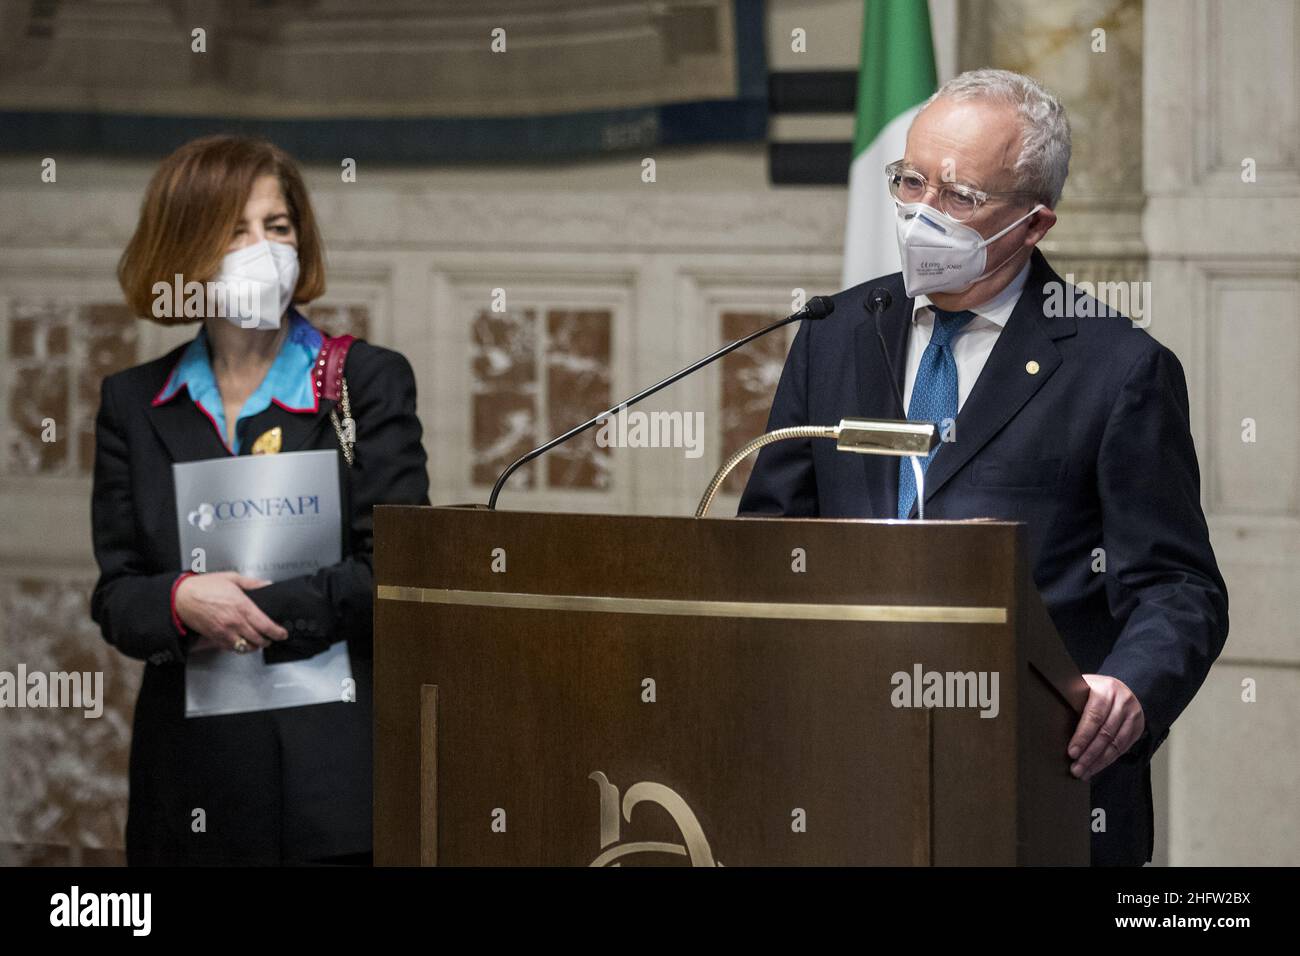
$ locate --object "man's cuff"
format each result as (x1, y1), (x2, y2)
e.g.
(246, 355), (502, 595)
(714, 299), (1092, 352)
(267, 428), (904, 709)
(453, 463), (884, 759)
(170, 571), (196, 636)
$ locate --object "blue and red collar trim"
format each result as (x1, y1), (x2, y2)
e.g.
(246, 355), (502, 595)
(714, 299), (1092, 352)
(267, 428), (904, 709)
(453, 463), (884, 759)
(151, 308), (324, 453)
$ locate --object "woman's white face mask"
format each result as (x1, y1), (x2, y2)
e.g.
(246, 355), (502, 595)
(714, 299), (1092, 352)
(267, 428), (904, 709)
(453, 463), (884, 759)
(206, 240), (300, 330)
(894, 200), (1043, 297)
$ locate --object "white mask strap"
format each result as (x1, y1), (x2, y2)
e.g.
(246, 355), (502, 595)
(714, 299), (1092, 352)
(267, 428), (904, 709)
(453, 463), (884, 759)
(978, 203), (1045, 248)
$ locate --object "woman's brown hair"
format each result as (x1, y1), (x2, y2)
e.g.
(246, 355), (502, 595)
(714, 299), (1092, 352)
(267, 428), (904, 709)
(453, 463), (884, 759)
(117, 135), (326, 322)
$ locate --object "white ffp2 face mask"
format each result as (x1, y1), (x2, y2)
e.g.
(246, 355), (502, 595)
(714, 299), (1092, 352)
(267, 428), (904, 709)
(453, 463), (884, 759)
(894, 201), (1043, 297)
(206, 240), (300, 329)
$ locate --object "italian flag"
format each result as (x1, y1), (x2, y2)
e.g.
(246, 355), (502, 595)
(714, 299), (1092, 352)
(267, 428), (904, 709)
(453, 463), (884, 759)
(841, 0), (938, 289)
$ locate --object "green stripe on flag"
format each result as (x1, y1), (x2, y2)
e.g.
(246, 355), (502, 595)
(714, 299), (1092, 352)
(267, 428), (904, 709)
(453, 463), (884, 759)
(852, 0), (939, 157)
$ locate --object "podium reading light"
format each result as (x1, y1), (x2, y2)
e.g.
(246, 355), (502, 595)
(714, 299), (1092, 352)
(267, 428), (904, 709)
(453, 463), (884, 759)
(695, 418), (939, 518)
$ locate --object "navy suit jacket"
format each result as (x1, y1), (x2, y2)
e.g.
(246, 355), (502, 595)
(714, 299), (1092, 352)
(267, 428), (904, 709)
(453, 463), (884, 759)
(739, 248), (1228, 866)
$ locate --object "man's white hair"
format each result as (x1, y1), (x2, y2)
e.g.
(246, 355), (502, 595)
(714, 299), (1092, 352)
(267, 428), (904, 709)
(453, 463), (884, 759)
(917, 68), (1072, 208)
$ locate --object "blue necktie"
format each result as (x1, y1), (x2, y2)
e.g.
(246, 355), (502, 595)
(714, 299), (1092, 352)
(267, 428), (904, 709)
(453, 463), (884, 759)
(897, 308), (976, 518)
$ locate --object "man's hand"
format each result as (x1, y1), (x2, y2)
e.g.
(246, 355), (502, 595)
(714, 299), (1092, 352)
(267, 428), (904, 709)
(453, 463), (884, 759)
(1067, 675), (1145, 780)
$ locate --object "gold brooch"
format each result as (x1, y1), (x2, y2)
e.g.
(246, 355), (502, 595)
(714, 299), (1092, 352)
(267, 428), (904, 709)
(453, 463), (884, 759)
(251, 426), (282, 455)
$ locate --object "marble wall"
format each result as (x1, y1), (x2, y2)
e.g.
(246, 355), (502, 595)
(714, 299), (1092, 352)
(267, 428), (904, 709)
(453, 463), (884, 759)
(1141, 0), (1300, 866)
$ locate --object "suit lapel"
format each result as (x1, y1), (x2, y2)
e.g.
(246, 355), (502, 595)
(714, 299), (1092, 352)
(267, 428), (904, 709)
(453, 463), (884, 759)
(240, 399), (336, 456)
(149, 393), (337, 463)
(851, 277), (912, 517)
(913, 249), (1076, 514)
(146, 394), (231, 463)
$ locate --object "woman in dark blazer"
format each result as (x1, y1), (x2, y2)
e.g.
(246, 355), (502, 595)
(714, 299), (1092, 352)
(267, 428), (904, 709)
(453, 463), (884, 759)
(91, 134), (429, 864)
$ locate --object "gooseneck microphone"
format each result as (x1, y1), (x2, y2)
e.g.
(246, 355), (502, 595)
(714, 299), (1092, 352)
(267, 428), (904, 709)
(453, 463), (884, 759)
(865, 289), (908, 418)
(487, 295), (837, 509)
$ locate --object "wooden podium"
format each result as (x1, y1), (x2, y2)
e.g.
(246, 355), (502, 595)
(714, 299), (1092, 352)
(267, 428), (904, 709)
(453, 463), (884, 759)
(372, 506), (1091, 866)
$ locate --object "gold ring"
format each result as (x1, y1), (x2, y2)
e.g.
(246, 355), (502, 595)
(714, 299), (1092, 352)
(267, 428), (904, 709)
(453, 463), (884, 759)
(233, 638), (251, 654)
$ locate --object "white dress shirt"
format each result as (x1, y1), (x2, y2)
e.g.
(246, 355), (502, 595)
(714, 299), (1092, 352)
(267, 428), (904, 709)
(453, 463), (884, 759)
(902, 261), (1031, 413)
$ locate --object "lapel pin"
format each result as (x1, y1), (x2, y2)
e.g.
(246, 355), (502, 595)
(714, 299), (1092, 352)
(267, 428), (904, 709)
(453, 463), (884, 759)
(1025, 360), (1040, 375)
(251, 426), (282, 455)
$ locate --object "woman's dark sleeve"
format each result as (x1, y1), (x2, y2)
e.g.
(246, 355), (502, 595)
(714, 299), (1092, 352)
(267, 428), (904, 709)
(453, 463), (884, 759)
(260, 345), (430, 662)
(89, 376), (193, 665)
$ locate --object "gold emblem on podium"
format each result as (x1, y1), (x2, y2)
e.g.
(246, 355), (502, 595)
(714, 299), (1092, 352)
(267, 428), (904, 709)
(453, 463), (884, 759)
(251, 426), (282, 455)
(588, 771), (720, 866)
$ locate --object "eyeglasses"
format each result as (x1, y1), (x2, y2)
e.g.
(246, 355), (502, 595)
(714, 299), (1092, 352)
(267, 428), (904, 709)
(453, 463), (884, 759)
(884, 160), (1036, 222)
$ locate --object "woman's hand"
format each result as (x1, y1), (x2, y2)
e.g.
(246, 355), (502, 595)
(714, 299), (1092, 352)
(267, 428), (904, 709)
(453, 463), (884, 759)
(176, 572), (289, 653)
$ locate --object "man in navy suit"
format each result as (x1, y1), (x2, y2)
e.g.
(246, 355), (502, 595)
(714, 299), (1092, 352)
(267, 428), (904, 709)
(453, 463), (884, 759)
(739, 69), (1228, 866)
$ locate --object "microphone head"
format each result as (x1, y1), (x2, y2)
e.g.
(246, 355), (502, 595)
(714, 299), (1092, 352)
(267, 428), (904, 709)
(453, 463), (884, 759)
(800, 295), (835, 320)
(865, 288), (893, 315)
